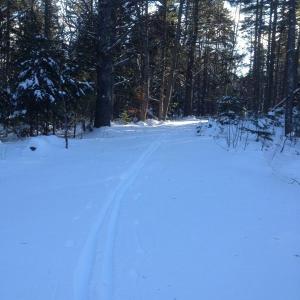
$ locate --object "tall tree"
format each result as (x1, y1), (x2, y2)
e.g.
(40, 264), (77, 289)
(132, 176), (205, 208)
(285, 0), (296, 135)
(264, 0), (279, 112)
(162, 0), (185, 120)
(184, 0), (199, 116)
(94, 0), (114, 127)
(140, 0), (150, 121)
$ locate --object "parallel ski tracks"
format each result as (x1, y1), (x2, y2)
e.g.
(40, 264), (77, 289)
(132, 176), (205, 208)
(74, 137), (162, 300)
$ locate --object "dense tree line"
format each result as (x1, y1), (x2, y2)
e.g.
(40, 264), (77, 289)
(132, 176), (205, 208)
(232, 0), (300, 135)
(0, 0), (299, 137)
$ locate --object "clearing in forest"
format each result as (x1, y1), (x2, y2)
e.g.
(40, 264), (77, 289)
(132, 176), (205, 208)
(0, 120), (299, 300)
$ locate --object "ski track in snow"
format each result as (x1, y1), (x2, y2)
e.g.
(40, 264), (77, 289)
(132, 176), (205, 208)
(1, 120), (299, 300)
(74, 135), (163, 300)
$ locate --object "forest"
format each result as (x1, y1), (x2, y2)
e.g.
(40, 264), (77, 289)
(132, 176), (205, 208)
(0, 0), (299, 137)
(1, 1), (300, 300)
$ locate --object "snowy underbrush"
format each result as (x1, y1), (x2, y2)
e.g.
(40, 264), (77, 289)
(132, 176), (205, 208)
(0, 124), (20, 142)
(197, 117), (277, 149)
(0, 118), (168, 143)
(113, 116), (199, 127)
(265, 136), (300, 185)
(0, 117), (200, 158)
(196, 116), (300, 185)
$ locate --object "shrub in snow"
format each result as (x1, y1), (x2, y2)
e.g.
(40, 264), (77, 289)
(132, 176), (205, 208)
(214, 96), (246, 148)
(243, 116), (273, 144)
(293, 107), (300, 137)
(216, 96), (246, 125)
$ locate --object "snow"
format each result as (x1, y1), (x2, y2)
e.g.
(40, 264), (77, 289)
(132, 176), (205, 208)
(34, 89), (43, 100)
(265, 137), (300, 185)
(18, 78), (35, 90)
(0, 120), (299, 300)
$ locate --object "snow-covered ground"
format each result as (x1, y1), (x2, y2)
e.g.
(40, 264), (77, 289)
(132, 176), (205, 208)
(0, 120), (299, 300)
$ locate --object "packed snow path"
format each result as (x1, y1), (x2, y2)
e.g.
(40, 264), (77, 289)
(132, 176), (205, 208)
(0, 120), (299, 300)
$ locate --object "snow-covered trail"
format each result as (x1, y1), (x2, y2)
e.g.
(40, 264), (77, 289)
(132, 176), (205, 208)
(0, 120), (299, 300)
(111, 124), (300, 300)
(75, 136), (163, 300)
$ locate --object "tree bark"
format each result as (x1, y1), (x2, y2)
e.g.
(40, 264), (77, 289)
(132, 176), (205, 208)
(94, 0), (113, 127)
(140, 0), (150, 121)
(264, 0), (278, 113)
(200, 45), (209, 115)
(158, 0), (167, 120)
(5, 0), (11, 83)
(163, 0), (185, 120)
(252, 0), (263, 114)
(285, 0), (296, 135)
(184, 0), (199, 116)
(294, 29), (300, 85)
(44, 0), (52, 40)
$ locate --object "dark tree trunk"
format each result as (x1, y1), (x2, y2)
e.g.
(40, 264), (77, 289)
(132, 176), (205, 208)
(264, 0), (278, 113)
(200, 45), (209, 115)
(163, 0), (185, 120)
(184, 0), (199, 116)
(252, 0), (263, 114)
(94, 0), (113, 128)
(140, 0), (150, 121)
(285, 0), (296, 135)
(295, 29), (300, 85)
(273, 7), (286, 107)
(5, 0), (11, 83)
(158, 0), (167, 120)
(44, 0), (52, 40)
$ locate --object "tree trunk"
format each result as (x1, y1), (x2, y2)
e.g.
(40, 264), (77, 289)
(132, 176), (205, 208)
(184, 0), (199, 116)
(140, 0), (150, 121)
(264, 0), (278, 113)
(94, 0), (113, 128)
(294, 29), (300, 85)
(44, 0), (52, 40)
(200, 45), (209, 115)
(5, 0), (11, 83)
(252, 0), (263, 114)
(285, 0), (296, 135)
(163, 0), (184, 120)
(158, 0), (167, 120)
